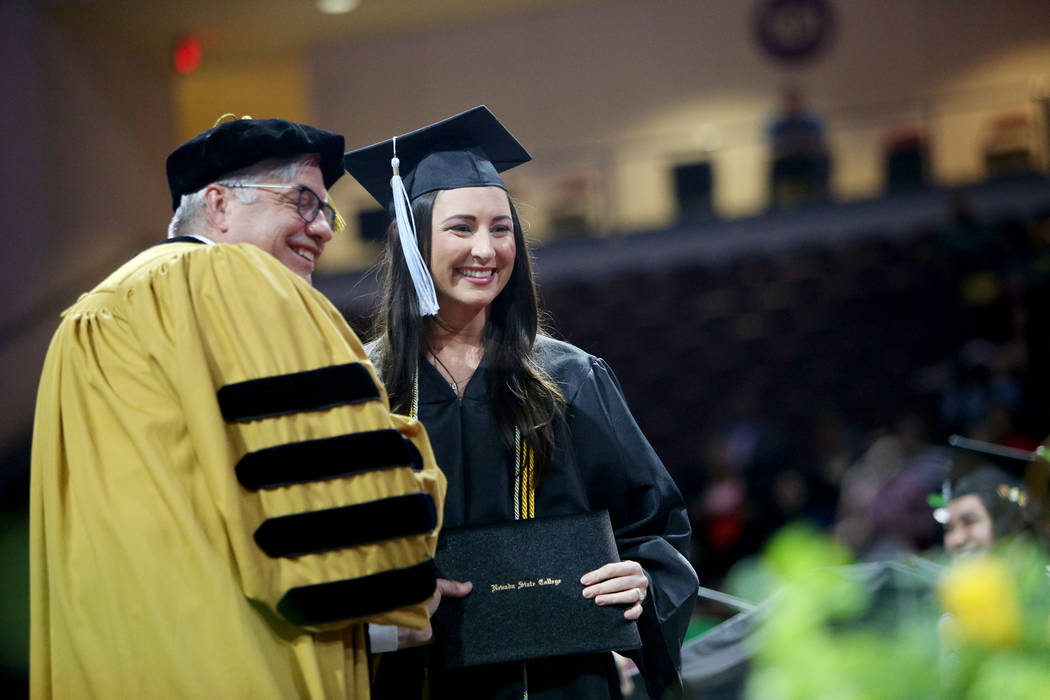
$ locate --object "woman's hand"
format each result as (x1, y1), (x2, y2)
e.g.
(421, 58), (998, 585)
(397, 578), (473, 648)
(580, 560), (648, 620)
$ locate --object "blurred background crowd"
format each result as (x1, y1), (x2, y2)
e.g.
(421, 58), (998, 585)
(2, 0), (1050, 694)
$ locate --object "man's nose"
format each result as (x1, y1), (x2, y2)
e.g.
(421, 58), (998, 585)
(307, 215), (333, 243)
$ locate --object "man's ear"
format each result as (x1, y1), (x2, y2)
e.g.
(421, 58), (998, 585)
(203, 185), (233, 236)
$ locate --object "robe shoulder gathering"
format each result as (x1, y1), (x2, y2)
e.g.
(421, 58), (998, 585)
(30, 242), (445, 699)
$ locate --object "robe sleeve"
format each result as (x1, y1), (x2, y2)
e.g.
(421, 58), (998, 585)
(126, 243), (446, 631)
(564, 356), (698, 700)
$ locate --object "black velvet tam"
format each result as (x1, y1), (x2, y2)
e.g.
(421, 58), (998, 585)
(342, 105), (530, 212)
(166, 118), (345, 210)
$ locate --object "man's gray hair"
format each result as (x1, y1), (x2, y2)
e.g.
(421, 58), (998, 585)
(166, 154), (321, 239)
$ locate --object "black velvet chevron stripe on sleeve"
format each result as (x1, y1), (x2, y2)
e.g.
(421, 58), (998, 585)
(277, 558), (437, 626)
(254, 492), (438, 558)
(235, 429), (423, 491)
(217, 363), (381, 422)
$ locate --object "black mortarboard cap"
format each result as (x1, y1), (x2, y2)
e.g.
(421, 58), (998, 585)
(342, 105), (531, 211)
(166, 118), (345, 211)
(947, 434), (1033, 483)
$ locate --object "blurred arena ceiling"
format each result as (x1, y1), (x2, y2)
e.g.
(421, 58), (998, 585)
(46, 0), (600, 69)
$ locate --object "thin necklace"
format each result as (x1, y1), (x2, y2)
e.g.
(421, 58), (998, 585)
(429, 351), (463, 396)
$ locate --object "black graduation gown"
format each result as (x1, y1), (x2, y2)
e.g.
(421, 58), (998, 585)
(372, 336), (697, 699)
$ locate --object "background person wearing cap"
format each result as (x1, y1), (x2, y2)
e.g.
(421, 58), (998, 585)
(942, 465), (1032, 557)
(29, 117), (446, 699)
(933, 435), (1045, 558)
(344, 106), (697, 700)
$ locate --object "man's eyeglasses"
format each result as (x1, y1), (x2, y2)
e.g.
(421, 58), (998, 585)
(225, 184), (340, 230)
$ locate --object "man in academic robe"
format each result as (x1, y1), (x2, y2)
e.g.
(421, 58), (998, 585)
(29, 117), (446, 699)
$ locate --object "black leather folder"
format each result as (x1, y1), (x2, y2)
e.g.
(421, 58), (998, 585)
(432, 510), (642, 668)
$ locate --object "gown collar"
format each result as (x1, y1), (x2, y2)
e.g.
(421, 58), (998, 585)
(417, 354), (487, 403)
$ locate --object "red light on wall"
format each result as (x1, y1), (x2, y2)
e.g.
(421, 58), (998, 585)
(173, 36), (202, 75)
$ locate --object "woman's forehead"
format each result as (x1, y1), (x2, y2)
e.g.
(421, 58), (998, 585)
(434, 186), (510, 210)
(948, 493), (989, 517)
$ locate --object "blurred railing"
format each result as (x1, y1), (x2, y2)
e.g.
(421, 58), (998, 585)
(493, 80), (1050, 243)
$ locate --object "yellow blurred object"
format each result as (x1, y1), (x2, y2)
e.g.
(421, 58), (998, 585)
(937, 556), (1021, 648)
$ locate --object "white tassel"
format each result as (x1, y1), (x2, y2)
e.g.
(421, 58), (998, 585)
(391, 136), (439, 316)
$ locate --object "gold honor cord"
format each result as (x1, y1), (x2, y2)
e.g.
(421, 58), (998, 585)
(412, 367), (532, 699)
(411, 367), (421, 420)
(512, 428), (533, 700)
(513, 428), (535, 521)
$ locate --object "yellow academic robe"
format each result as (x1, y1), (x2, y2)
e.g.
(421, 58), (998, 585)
(30, 241), (445, 699)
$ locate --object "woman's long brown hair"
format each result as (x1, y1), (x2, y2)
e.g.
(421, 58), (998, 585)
(370, 189), (564, 478)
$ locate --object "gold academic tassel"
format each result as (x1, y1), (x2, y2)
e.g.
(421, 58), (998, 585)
(212, 113), (253, 126)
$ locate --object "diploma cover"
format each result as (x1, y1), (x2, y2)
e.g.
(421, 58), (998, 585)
(432, 510), (642, 668)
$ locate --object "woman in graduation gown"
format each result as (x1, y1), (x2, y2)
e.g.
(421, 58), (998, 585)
(344, 106), (698, 699)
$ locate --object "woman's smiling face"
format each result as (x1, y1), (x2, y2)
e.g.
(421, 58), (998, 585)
(944, 493), (995, 556)
(428, 186), (516, 317)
